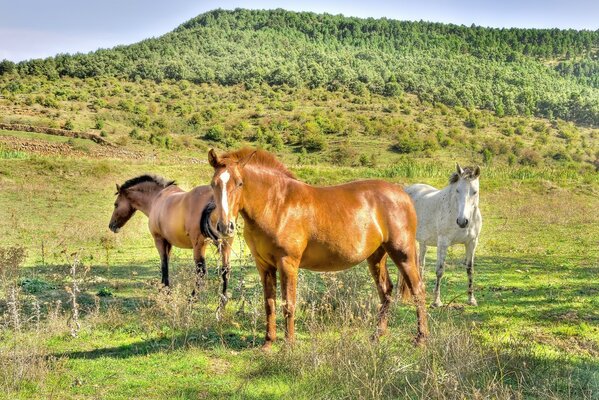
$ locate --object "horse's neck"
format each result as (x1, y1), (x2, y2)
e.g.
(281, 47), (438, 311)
(129, 185), (164, 216)
(240, 167), (290, 228)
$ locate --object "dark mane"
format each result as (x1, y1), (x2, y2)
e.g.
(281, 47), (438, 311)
(119, 174), (176, 193)
(222, 148), (296, 179)
(449, 166), (478, 184)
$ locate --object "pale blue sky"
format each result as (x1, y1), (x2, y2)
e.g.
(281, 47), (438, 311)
(1, 0), (597, 62)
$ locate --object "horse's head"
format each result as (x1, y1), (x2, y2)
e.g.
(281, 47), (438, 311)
(208, 149), (254, 237)
(452, 163), (480, 229)
(108, 184), (137, 233)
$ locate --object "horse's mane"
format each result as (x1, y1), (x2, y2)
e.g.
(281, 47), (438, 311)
(119, 174), (176, 193)
(221, 148), (296, 179)
(449, 167), (478, 184)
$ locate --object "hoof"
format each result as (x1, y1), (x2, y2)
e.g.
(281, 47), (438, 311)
(414, 333), (427, 347)
(261, 341), (273, 352)
(370, 327), (388, 342)
(159, 285), (171, 295)
(430, 301), (443, 308)
(219, 293), (229, 307)
(467, 298), (478, 306)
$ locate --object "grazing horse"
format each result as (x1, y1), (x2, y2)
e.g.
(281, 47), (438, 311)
(404, 164), (482, 307)
(108, 175), (234, 299)
(207, 148), (427, 349)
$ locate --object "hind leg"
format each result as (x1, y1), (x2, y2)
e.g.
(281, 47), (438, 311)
(432, 239), (449, 307)
(367, 247), (393, 338)
(384, 240), (428, 344)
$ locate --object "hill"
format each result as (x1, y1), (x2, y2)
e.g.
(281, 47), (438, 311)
(2, 9), (599, 125)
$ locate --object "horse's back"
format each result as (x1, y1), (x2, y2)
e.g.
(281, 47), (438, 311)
(293, 179), (417, 270)
(404, 183), (439, 200)
(151, 185), (213, 248)
(404, 183), (444, 245)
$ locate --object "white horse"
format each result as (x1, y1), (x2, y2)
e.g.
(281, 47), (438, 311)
(404, 164), (482, 307)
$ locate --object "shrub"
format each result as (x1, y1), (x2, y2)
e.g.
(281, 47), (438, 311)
(129, 129), (142, 140)
(482, 148), (493, 165)
(330, 143), (358, 166)
(519, 149), (541, 166)
(205, 125), (225, 142)
(63, 120), (74, 130)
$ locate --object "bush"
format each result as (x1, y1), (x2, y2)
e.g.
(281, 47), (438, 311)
(205, 125), (225, 142)
(330, 143), (358, 166)
(519, 149), (541, 166)
(482, 148), (493, 165)
(63, 120), (74, 130)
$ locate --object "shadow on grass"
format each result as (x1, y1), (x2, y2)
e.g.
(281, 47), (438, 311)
(53, 327), (256, 361)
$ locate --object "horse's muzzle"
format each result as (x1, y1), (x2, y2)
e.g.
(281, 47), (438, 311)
(217, 221), (235, 237)
(456, 218), (469, 229)
(108, 223), (120, 233)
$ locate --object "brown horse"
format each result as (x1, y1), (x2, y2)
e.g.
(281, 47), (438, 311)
(207, 148), (428, 349)
(108, 174), (234, 299)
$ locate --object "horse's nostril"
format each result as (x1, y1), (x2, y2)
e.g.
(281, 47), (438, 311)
(228, 222), (235, 232)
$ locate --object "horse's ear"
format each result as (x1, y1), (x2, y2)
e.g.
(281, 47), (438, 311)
(474, 165), (481, 178)
(115, 184), (121, 193)
(208, 149), (220, 168)
(239, 150), (257, 168)
(456, 163), (464, 175)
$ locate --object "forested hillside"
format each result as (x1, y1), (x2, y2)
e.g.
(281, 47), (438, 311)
(2, 9), (598, 125)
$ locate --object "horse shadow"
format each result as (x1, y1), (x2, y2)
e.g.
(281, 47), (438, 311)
(53, 327), (255, 361)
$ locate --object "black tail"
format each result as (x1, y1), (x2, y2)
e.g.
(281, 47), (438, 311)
(200, 201), (219, 241)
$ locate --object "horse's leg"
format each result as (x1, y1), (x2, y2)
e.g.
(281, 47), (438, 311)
(219, 238), (233, 307)
(367, 247), (392, 338)
(432, 239), (449, 307)
(418, 242), (427, 279)
(465, 239), (478, 306)
(384, 239), (428, 344)
(258, 263), (277, 350)
(155, 237), (171, 287)
(277, 257), (299, 344)
(191, 241), (207, 297)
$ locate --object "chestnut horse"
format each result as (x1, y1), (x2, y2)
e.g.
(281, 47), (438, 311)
(108, 175), (234, 299)
(207, 148), (427, 349)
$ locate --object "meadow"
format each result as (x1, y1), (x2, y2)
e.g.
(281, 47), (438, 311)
(0, 128), (597, 398)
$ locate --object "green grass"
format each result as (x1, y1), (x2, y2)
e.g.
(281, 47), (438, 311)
(0, 134), (598, 399)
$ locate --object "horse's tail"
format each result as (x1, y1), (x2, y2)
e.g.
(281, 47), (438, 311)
(200, 201), (219, 241)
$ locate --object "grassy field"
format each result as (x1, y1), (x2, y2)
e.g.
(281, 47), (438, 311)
(0, 128), (597, 399)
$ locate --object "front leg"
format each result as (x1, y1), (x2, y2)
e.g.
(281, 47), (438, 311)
(432, 239), (449, 307)
(219, 238), (233, 306)
(258, 265), (277, 350)
(418, 242), (427, 279)
(465, 239), (478, 306)
(192, 241), (207, 297)
(278, 257), (299, 344)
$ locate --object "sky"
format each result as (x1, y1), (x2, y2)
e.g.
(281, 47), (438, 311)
(1, 0), (597, 62)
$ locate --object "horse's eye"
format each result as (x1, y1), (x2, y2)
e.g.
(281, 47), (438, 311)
(473, 191), (478, 195)
(237, 181), (243, 187)
(114, 204), (117, 208)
